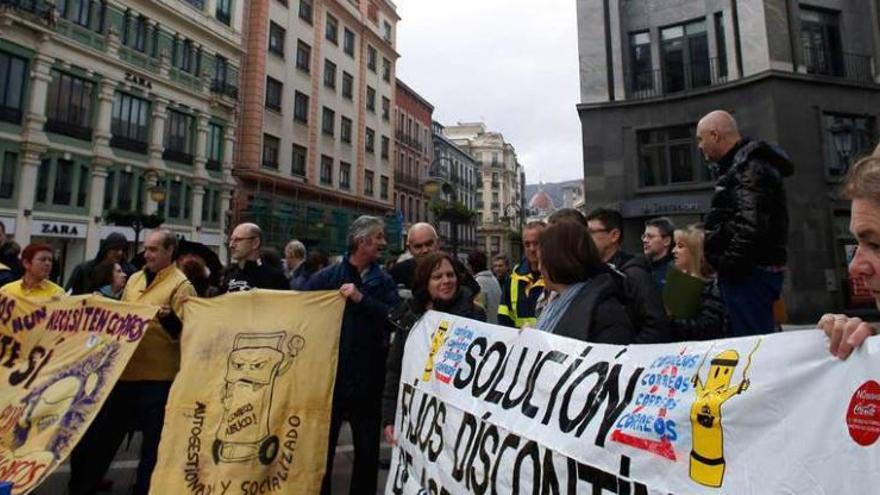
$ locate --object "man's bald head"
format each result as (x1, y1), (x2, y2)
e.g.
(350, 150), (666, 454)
(230, 222), (263, 263)
(407, 222), (439, 258)
(696, 110), (742, 162)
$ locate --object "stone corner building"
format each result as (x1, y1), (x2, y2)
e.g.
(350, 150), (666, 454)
(576, 0), (880, 322)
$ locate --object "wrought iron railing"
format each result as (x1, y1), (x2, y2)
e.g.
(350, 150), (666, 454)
(625, 57), (728, 100)
(803, 48), (874, 83)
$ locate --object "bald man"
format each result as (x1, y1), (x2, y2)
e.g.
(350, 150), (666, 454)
(389, 222), (480, 296)
(221, 222), (289, 292)
(697, 110), (793, 337)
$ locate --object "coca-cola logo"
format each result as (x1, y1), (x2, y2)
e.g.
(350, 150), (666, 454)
(846, 381), (880, 446)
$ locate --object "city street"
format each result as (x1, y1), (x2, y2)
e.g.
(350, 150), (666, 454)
(37, 424), (391, 495)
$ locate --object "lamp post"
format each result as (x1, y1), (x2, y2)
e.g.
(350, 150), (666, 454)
(423, 156), (466, 255)
(131, 169), (166, 247)
(830, 120), (854, 175)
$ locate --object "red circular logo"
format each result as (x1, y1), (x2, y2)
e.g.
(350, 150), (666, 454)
(846, 380), (880, 446)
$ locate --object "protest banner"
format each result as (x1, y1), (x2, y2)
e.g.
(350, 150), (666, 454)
(0, 293), (158, 494)
(387, 311), (880, 494)
(151, 290), (345, 495)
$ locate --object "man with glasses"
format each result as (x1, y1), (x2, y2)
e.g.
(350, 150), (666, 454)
(221, 222), (289, 292)
(587, 208), (670, 343)
(642, 216), (676, 289)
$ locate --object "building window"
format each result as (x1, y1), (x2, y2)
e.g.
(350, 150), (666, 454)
(382, 57), (391, 82)
(294, 91), (309, 123)
(380, 135), (389, 159)
(320, 155), (333, 185)
(164, 109), (194, 164)
(262, 134), (280, 169)
(174, 38), (198, 74)
(35, 157), (89, 208)
(381, 96), (390, 121)
(0, 51), (27, 124)
(324, 59), (337, 89)
(366, 86), (376, 112)
(207, 123), (223, 171)
(714, 12), (728, 79)
(103, 169), (146, 212)
(342, 72), (354, 99)
(365, 127), (375, 153)
(0, 151), (17, 199)
(265, 76), (283, 111)
(364, 170), (374, 196)
(111, 92), (150, 153)
(382, 21), (392, 43)
(339, 161), (351, 189)
(343, 28), (355, 57)
(637, 124), (709, 187)
(380, 175), (389, 200)
(823, 113), (876, 177)
(299, 0), (312, 24)
(341, 116), (352, 143)
(158, 180), (192, 221)
(325, 14), (338, 44)
(212, 55), (229, 90)
(296, 40), (311, 72)
(367, 45), (377, 71)
(269, 22), (285, 57)
(125, 14), (149, 53)
(216, 0), (232, 25)
(291, 143), (307, 177)
(322, 107), (335, 136)
(202, 188), (221, 224)
(628, 31), (653, 94)
(661, 20), (710, 93)
(801, 7), (843, 77)
(46, 70), (94, 140)
(60, 0), (91, 27)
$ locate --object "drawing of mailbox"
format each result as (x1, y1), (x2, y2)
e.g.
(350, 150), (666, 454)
(212, 331), (305, 465)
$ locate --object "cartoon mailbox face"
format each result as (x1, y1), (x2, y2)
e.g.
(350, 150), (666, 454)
(212, 332), (305, 465)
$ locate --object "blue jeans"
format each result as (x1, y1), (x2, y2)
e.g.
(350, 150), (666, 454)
(719, 268), (784, 337)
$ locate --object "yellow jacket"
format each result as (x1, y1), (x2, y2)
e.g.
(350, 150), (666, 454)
(0, 278), (65, 298)
(121, 264), (196, 381)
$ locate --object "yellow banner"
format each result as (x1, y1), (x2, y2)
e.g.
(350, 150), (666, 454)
(0, 293), (158, 494)
(151, 290), (345, 495)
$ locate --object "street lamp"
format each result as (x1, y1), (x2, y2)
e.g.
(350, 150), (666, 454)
(500, 202), (522, 229)
(129, 169), (166, 247)
(423, 156), (467, 255)
(830, 120), (854, 175)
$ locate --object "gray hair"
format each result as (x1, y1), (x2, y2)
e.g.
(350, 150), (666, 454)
(285, 239), (306, 258)
(347, 215), (385, 252)
(152, 228), (178, 256)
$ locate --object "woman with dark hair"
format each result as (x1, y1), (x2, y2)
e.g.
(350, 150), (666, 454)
(290, 250), (330, 290)
(535, 222), (634, 344)
(382, 251), (485, 444)
(90, 260), (128, 299)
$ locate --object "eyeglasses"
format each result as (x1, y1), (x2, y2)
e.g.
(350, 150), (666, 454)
(229, 236), (257, 244)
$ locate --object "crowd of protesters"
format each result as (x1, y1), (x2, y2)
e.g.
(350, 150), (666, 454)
(1, 109), (879, 494)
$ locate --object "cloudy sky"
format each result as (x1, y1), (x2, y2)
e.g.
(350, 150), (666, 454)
(394, 0), (582, 185)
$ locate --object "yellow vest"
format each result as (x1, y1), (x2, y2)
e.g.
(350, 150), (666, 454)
(121, 264), (196, 381)
(0, 278), (65, 299)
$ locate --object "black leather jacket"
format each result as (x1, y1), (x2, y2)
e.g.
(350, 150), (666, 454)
(704, 138), (794, 277)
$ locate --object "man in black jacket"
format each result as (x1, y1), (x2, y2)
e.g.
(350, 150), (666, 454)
(66, 233), (136, 294)
(697, 110), (793, 337)
(587, 208), (671, 343)
(388, 222), (480, 296)
(221, 223), (289, 292)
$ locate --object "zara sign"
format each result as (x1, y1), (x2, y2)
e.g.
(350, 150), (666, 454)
(31, 220), (88, 239)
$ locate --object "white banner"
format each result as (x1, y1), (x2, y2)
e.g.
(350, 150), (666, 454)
(386, 311), (880, 494)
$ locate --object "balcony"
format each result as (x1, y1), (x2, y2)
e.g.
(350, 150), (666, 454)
(110, 135), (149, 154)
(45, 120), (92, 141)
(624, 57), (727, 100)
(162, 148), (194, 165)
(210, 80), (239, 99)
(394, 171), (420, 189)
(803, 48), (874, 83)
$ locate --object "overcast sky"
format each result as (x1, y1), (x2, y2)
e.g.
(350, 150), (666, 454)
(394, 0), (582, 185)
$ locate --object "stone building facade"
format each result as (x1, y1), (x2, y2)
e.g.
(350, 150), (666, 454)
(392, 78), (431, 251)
(0, 0), (241, 281)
